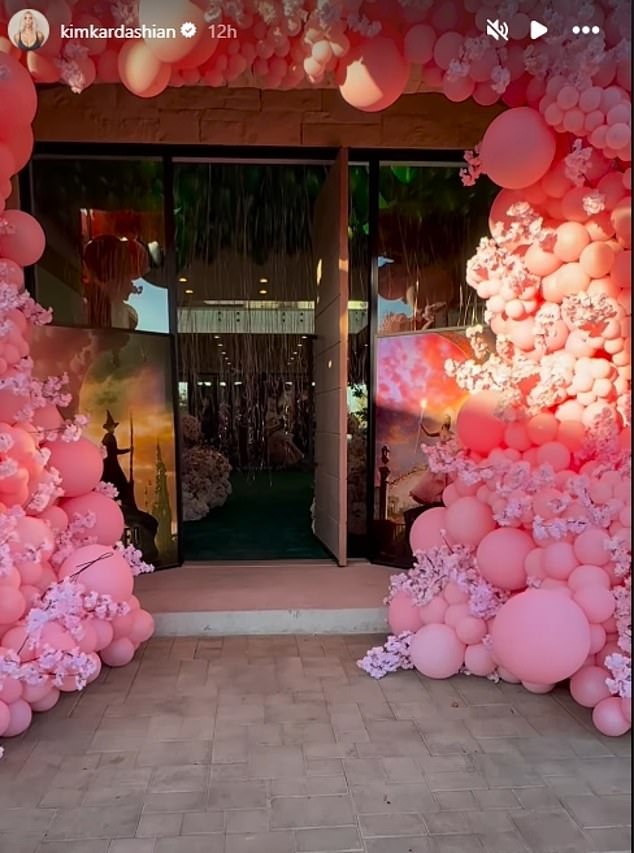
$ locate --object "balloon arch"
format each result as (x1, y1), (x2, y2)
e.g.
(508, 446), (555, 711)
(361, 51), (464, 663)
(0, 0), (631, 743)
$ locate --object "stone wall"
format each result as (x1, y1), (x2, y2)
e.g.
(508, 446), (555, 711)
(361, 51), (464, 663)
(34, 84), (502, 149)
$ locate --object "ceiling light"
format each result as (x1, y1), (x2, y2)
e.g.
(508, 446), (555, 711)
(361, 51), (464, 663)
(297, 343), (303, 348)
(259, 277), (268, 283)
(213, 335), (220, 339)
(234, 381), (243, 386)
(185, 289), (194, 295)
(301, 335), (307, 339)
(259, 289), (268, 295)
(217, 343), (223, 347)
(179, 276), (188, 283)
(219, 381), (227, 387)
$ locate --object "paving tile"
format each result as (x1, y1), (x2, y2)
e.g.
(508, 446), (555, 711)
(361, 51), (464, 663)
(135, 813), (183, 838)
(108, 841), (156, 853)
(208, 781), (268, 811)
(225, 831), (295, 853)
(359, 812), (427, 836)
(364, 837), (437, 853)
(155, 837), (224, 853)
(294, 826), (364, 852)
(583, 826), (633, 851)
(426, 810), (514, 835)
(180, 811), (225, 834)
(136, 741), (212, 767)
(37, 842), (109, 853)
(350, 782), (438, 814)
(424, 770), (489, 791)
(225, 809), (269, 833)
(142, 792), (208, 813)
(434, 836), (486, 853)
(0, 809), (56, 835)
(271, 795), (355, 828)
(562, 795), (632, 828)
(44, 803), (141, 840)
(480, 830), (531, 853)
(147, 765), (208, 793)
(269, 776), (348, 797)
(247, 745), (305, 778)
(512, 808), (592, 851)
(433, 790), (479, 811)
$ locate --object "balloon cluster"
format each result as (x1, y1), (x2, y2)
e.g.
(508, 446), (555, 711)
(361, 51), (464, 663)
(360, 14), (631, 736)
(1, 54), (154, 744)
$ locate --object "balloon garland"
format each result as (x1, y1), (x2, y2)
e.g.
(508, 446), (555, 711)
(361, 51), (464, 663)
(0, 0), (631, 739)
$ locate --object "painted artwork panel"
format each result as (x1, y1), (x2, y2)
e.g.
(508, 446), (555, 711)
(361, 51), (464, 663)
(373, 329), (473, 567)
(31, 326), (179, 568)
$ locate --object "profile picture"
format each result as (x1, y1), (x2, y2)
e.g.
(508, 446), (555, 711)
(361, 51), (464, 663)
(8, 8), (50, 51)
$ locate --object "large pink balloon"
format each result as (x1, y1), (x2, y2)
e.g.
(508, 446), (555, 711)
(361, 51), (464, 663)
(339, 37), (409, 112)
(570, 665), (612, 708)
(58, 544), (134, 600)
(0, 210), (46, 266)
(491, 589), (591, 683)
(456, 392), (505, 454)
(0, 54), (38, 135)
(45, 437), (103, 498)
(476, 528), (533, 590)
(410, 623), (465, 679)
(592, 696), (631, 736)
(2, 698), (32, 737)
(100, 637), (136, 668)
(445, 497), (495, 547)
(62, 492), (124, 546)
(388, 591), (424, 634)
(480, 107), (556, 189)
(409, 506), (448, 553)
(118, 40), (170, 98)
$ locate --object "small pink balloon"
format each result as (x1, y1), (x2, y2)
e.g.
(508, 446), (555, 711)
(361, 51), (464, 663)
(570, 665), (612, 708)
(0, 674), (22, 703)
(0, 699), (10, 735)
(92, 618), (115, 651)
(30, 688), (60, 713)
(409, 507), (449, 553)
(21, 681), (52, 704)
(129, 609), (155, 644)
(456, 391), (506, 454)
(339, 37), (409, 112)
(464, 643), (496, 676)
(522, 681), (555, 694)
(536, 441), (571, 472)
(573, 586), (616, 624)
(592, 696), (631, 736)
(410, 624), (465, 679)
(477, 527), (533, 590)
(574, 527), (611, 566)
(498, 668), (521, 684)
(622, 697), (631, 724)
(2, 698), (32, 737)
(589, 624), (607, 654)
(543, 542), (578, 580)
(444, 603), (470, 628)
(527, 413), (559, 445)
(86, 653), (102, 684)
(443, 582), (469, 605)
(445, 497), (495, 548)
(455, 616), (487, 645)
(419, 596), (448, 625)
(0, 210), (46, 266)
(388, 591), (424, 635)
(100, 637), (136, 668)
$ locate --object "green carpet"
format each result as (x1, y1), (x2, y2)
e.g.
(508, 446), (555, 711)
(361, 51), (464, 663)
(183, 469), (329, 561)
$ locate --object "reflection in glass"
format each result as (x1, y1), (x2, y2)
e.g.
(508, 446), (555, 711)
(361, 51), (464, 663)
(30, 158), (168, 332)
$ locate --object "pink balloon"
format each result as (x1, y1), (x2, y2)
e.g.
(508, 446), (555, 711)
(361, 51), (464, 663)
(568, 564), (611, 591)
(129, 609), (155, 644)
(455, 616), (487, 645)
(504, 422), (532, 451)
(339, 37), (409, 112)
(410, 623), (465, 679)
(480, 107), (556, 189)
(526, 413), (559, 445)
(573, 586), (616, 624)
(570, 665), (612, 708)
(404, 25), (436, 64)
(30, 688), (60, 712)
(2, 698), (32, 737)
(477, 528), (533, 590)
(464, 643), (496, 676)
(388, 591), (424, 634)
(522, 682), (555, 694)
(0, 210), (45, 267)
(100, 637), (136, 668)
(419, 596), (448, 625)
(118, 40), (170, 98)
(592, 696), (631, 736)
(21, 681), (53, 704)
(456, 392), (505, 454)
(0, 699), (10, 736)
(444, 603), (470, 628)
(443, 581), (468, 605)
(554, 222), (591, 262)
(622, 697), (631, 724)
(0, 587), (25, 623)
(491, 589), (591, 683)
(543, 542), (578, 580)
(0, 54), (38, 134)
(62, 492), (124, 546)
(45, 437), (103, 498)
(58, 544), (134, 600)
(445, 497), (495, 547)
(574, 527), (610, 566)
(536, 441), (571, 472)
(409, 507), (448, 553)
(589, 624), (607, 654)
(93, 618), (115, 651)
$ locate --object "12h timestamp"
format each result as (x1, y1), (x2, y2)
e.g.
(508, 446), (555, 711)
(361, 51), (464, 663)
(208, 23), (238, 39)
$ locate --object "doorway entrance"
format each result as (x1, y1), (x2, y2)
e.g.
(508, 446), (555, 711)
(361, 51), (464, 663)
(175, 156), (349, 564)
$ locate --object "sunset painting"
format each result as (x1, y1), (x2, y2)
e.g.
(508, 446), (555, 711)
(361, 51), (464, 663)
(31, 326), (179, 568)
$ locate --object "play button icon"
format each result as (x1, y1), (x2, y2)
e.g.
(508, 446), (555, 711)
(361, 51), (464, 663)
(530, 20), (548, 39)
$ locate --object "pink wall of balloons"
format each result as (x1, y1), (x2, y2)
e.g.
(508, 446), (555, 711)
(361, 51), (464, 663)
(1, 0), (632, 741)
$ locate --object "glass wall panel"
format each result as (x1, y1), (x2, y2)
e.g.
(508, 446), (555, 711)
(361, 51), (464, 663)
(30, 157), (168, 332)
(371, 164), (496, 567)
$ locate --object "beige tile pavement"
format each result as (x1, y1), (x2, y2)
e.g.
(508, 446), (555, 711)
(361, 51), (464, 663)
(0, 634), (629, 853)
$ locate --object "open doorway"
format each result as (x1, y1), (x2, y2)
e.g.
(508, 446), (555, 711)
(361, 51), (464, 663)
(174, 160), (337, 562)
